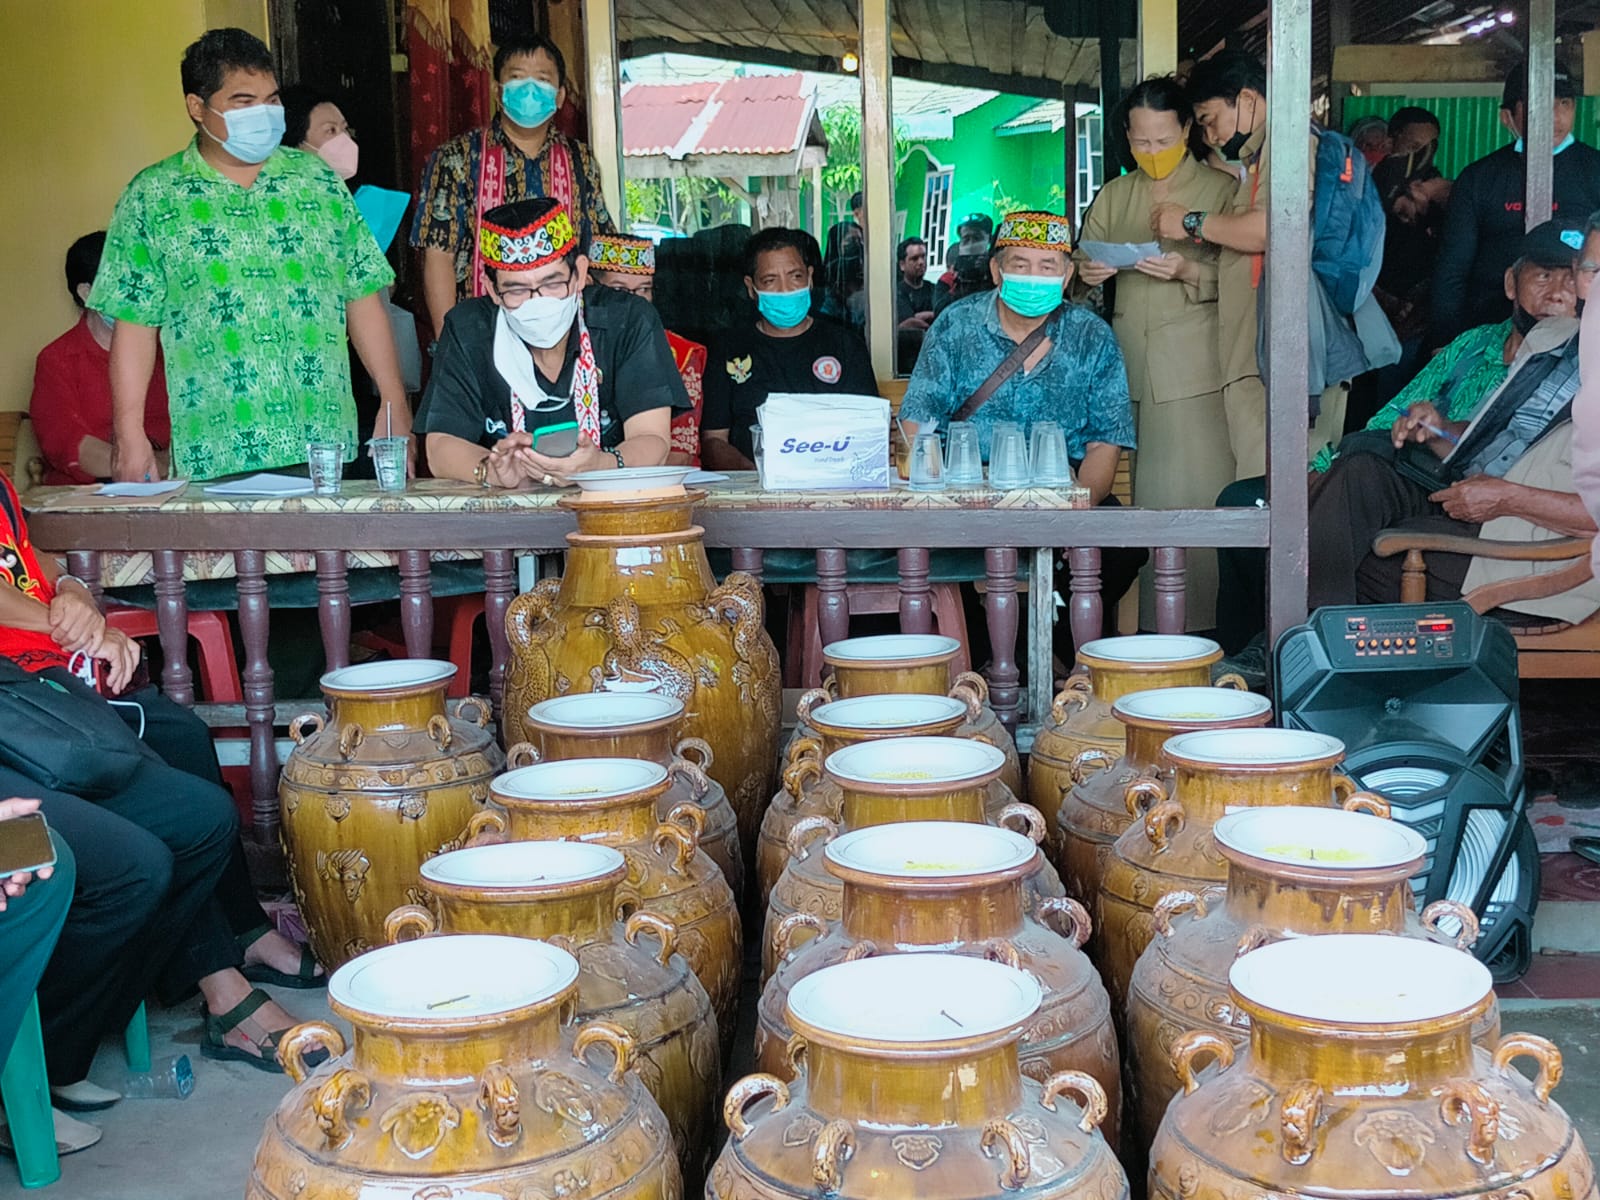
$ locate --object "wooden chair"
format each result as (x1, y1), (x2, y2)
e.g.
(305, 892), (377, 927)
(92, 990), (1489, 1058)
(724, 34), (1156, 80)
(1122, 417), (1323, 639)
(1370, 527), (1600, 678)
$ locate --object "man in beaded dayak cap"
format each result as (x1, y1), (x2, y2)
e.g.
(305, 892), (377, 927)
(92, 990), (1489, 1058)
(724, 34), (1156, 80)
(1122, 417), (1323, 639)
(414, 198), (688, 488)
(589, 233), (708, 466)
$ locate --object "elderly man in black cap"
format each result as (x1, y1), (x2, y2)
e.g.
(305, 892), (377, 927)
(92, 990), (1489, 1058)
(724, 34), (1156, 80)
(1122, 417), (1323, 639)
(1431, 62), (1600, 346)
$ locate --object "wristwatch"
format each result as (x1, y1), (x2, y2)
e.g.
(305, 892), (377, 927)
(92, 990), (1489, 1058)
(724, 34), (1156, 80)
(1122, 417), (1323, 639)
(1182, 211), (1208, 243)
(473, 456), (491, 488)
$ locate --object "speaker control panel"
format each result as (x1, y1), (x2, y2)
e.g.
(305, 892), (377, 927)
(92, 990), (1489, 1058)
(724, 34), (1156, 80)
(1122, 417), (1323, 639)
(1340, 613), (1455, 661)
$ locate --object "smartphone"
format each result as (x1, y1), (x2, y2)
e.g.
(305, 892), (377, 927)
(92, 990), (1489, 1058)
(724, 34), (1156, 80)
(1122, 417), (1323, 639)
(0, 813), (56, 876)
(532, 421), (580, 457)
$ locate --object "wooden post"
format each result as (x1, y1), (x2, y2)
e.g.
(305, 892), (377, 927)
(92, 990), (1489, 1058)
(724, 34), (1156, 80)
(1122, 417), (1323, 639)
(580, 0), (624, 223)
(859, 0), (894, 380)
(1138, 0), (1177, 79)
(1525, 0), (1556, 229)
(153, 550), (195, 707)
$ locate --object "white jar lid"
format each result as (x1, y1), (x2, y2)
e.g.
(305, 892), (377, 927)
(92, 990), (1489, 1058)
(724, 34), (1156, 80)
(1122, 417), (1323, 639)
(1215, 806), (1425, 871)
(422, 840), (625, 888)
(321, 659), (457, 692)
(787, 953), (1041, 1044)
(1113, 686), (1271, 725)
(495, 758), (666, 800)
(824, 634), (961, 662)
(331, 935), (578, 1020)
(810, 693), (968, 731)
(1164, 728), (1345, 766)
(825, 820), (1035, 878)
(825, 736), (1006, 785)
(1079, 634), (1220, 664)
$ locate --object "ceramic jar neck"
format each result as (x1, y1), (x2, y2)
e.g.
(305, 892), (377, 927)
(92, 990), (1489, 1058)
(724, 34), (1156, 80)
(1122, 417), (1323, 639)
(802, 1038), (1024, 1126)
(1224, 857), (1415, 936)
(1124, 724), (1182, 772)
(838, 782), (989, 829)
(497, 787), (666, 843)
(559, 538), (715, 610)
(841, 875), (1026, 945)
(435, 879), (620, 949)
(1088, 661), (1212, 703)
(327, 683), (449, 732)
(565, 495), (696, 538)
(1248, 1005), (1483, 1095)
(347, 988), (573, 1084)
(533, 725), (674, 767)
(831, 661), (953, 697)
(1169, 761), (1338, 822)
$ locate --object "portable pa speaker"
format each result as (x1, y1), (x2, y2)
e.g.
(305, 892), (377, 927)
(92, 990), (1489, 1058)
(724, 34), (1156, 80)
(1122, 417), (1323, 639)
(1274, 603), (1540, 981)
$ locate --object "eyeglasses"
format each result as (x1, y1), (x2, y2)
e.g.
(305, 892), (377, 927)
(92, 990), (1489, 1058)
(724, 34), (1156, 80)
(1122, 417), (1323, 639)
(495, 271), (577, 305)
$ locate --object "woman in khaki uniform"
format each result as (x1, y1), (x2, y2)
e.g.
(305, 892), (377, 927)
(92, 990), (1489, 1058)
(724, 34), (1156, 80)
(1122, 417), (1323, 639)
(1077, 78), (1238, 629)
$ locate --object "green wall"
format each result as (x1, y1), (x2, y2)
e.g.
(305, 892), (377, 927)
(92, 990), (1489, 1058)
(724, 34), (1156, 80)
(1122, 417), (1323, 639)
(1343, 95), (1600, 179)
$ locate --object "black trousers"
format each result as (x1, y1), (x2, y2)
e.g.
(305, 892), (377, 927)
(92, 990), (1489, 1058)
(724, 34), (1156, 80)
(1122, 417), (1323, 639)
(0, 831), (74, 1068)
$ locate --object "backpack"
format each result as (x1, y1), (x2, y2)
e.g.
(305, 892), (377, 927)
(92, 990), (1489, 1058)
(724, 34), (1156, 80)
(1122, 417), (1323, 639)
(1310, 124), (1386, 314)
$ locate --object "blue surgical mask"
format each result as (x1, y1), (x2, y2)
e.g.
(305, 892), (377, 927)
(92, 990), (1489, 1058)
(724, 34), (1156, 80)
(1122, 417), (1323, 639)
(999, 273), (1065, 318)
(757, 287), (811, 329)
(502, 78), (559, 130)
(1514, 133), (1576, 155)
(204, 102), (285, 164)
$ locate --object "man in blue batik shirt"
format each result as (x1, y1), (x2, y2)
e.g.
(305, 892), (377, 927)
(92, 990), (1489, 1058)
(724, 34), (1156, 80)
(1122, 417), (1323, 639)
(901, 210), (1143, 648)
(900, 209), (1136, 504)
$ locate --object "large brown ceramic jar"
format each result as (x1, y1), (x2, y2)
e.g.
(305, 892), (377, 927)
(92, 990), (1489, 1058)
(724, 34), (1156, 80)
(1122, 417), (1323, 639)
(279, 660), (503, 970)
(1032, 637), (1240, 854)
(761, 737), (1063, 985)
(1096, 728), (1387, 1011)
(249, 935), (680, 1200)
(800, 634), (1023, 795)
(1126, 806), (1498, 1161)
(468, 759), (741, 1057)
(1054, 687), (1271, 911)
(383, 841), (719, 1176)
(758, 821), (1121, 1145)
(515, 693), (743, 899)
(759, 693), (1013, 907)
(712, 954), (1127, 1200)
(1151, 936), (1592, 1200)
(500, 488), (781, 866)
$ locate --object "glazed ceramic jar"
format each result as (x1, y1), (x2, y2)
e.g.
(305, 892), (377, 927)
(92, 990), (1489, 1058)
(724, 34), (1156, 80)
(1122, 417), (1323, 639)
(1096, 728), (1386, 1010)
(1054, 687), (1272, 910)
(711, 954), (1127, 1200)
(279, 660), (504, 970)
(757, 821), (1121, 1145)
(761, 737), (1062, 985)
(248, 935), (680, 1200)
(802, 634), (1023, 795)
(383, 841), (720, 1176)
(1125, 806), (1497, 1159)
(500, 488), (781, 866)
(469, 759), (742, 1056)
(515, 693), (743, 899)
(1150, 936), (1591, 1200)
(759, 693), (1013, 907)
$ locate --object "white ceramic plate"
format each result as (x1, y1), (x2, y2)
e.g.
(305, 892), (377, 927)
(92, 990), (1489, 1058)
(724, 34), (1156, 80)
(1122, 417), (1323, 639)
(320, 659), (457, 692)
(1214, 806), (1426, 870)
(809, 693), (968, 731)
(823, 634), (961, 662)
(825, 736), (1005, 785)
(683, 470), (730, 485)
(825, 821), (1036, 878)
(1113, 686), (1272, 725)
(1164, 728), (1345, 766)
(787, 953), (1042, 1043)
(1079, 634), (1220, 663)
(331, 935), (578, 1019)
(495, 758), (667, 801)
(527, 692), (684, 729)
(1230, 934), (1491, 1024)
(422, 840), (625, 888)
(567, 466), (695, 492)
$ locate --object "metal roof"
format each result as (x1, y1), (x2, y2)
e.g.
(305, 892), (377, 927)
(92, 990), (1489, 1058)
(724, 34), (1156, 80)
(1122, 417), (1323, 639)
(621, 73), (821, 162)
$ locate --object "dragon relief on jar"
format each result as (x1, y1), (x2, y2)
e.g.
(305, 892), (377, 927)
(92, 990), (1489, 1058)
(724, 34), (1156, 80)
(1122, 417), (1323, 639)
(503, 577), (564, 717)
(534, 1071), (600, 1136)
(317, 848), (370, 902)
(584, 597), (695, 701)
(691, 572), (779, 725)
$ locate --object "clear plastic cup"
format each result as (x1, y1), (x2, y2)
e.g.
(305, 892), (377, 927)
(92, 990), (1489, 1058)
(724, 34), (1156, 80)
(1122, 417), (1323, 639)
(369, 436), (408, 492)
(988, 425), (1030, 490)
(750, 426), (765, 486)
(908, 431), (946, 491)
(123, 1054), (194, 1100)
(944, 421), (984, 485)
(1028, 421), (1075, 487)
(306, 442), (346, 496)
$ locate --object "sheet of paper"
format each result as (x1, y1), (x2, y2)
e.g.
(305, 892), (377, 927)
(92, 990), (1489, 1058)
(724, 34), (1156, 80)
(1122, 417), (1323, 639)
(1079, 240), (1164, 269)
(203, 473), (316, 497)
(353, 185), (411, 255)
(95, 479), (187, 498)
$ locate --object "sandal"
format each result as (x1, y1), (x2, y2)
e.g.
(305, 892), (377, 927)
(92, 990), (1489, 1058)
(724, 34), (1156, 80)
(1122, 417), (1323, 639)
(238, 925), (326, 990)
(201, 987), (325, 1074)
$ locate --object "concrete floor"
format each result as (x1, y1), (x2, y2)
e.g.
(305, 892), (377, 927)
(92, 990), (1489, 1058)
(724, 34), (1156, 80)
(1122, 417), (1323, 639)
(8, 982), (1598, 1198)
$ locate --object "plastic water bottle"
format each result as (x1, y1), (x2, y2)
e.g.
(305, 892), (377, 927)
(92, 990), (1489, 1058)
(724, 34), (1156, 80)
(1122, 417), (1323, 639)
(123, 1054), (195, 1099)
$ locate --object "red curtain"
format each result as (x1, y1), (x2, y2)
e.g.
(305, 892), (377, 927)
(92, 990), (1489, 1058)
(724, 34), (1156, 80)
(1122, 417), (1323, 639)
(406, 0), (493, 188)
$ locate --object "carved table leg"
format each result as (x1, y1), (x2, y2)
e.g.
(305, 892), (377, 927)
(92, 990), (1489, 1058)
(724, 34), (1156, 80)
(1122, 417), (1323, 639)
(67, 551), (103, 608)
(1153, 547), (1187, 635)
(984, 547), (1020, 729)
(235, 550), (278, 843)
(816, 548), (849, 649)
(730, 548), (765, 586)
(398, 550), (434, 659)
(152, 550), (194, 706)
(897, 547), (932, 634)
(1068, 547), (1103, 650)
(484, 550), (515, 719)
(315, 551), (351, 672)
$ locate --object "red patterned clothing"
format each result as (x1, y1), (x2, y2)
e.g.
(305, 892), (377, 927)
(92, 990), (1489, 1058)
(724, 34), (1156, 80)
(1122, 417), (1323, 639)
(0, 475), (67, 672)
(667, 331), (706, 466)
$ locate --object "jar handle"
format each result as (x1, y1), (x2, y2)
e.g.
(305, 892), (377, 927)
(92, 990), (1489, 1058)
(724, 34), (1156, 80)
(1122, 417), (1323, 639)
(505, 741), (541, 769)
(1235, 924), (1273, 959)
(1333, 777), (1390, 817)
(1439, 1080), (1501, 1165)
(279, 1021), (346, 1084)
(1144, 799), (1186, 852)
(980, 1118), (1032, 1189)
(573, 1020), (635, 1084)
(1049, 674), (1092, 724)
(787, 816), (838, 860)
(1124, 776), (1168, 817)
(782, 756), (824, 798)
(723, 1073), (790, 1139)
(452, 696), (491, 728)
(1069, 747), (1116, 786)
(1035, 896), (1093, 948)
(338, 722), (364, 758)
(652, 822), (698, 874)
(384, 904), (438, 943)
(289, 712), (324, 744)
(841, 940), (877, 962)
(665, 756), (712, 800)
(1153, 890), (1211, 938)
(1170, 1029), (1235, 1095)
(311, 1067), (372, 1149)
(1280, 1079), (1323, 1165)
(771, 911), (826, 962)
(785, 736), (822, 768)
(983, 938), (1023, 969)
(1213, 672), (1249, 691)
(996, 802), (1046, 845)
(795, 688), (831, 725)
(947, 676), (986, 722)
(466, 810), (506, 841)
(1040, 1070), (1109, 1132)
(1493, 1033), (1563, 1103)
(424, 714), (454, 751)
(1420, 899), (1481, 950)
(674, 735), (715, 771)
(623, 910), (680, 967)
(812, 1119), (855, 1194)
(477, 1062), (522, 1148)
(784, 1033), (808, 1076)
(665, 801), (707, 840)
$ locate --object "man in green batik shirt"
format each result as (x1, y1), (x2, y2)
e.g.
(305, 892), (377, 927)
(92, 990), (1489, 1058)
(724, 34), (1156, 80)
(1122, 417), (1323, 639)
(93, 28), (407, 483)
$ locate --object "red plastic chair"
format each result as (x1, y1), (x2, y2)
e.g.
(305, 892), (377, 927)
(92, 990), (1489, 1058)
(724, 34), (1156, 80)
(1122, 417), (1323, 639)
(104, 606), (243, 703)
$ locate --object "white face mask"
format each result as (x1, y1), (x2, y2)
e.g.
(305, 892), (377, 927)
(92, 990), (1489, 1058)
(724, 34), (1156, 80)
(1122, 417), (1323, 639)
(502, 292), (579, 348)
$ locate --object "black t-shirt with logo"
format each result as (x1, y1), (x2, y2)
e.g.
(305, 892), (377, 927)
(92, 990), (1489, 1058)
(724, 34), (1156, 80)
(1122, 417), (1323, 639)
(701, 316), (879, 460)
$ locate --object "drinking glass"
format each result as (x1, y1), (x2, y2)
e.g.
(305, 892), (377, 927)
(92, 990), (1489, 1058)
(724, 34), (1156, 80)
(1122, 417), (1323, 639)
(987, 425), (1030, 490)
(1028, 421), (1074, 487)
(369, 436), (408, 492)
(306, 442), (346, 496)
(908, 431), (946, 491)
(944, 421), (984, 486)
(750, 425), (765, 487)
